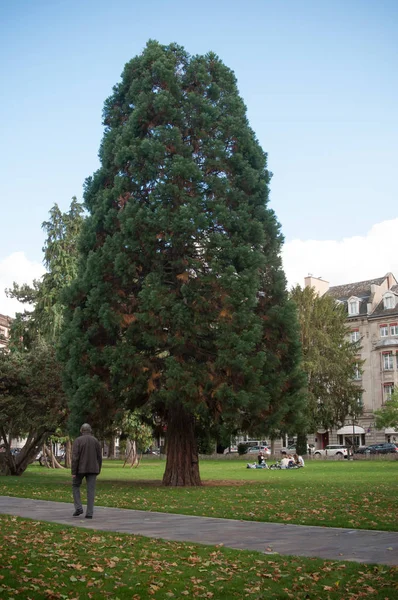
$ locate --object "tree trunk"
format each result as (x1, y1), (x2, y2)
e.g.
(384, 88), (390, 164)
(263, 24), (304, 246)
(108, 436), (116, 459)
(270, 438), (276, 457)
(0, 440), (44, 476)
(296, 432), (308, 456)
(65, 439), (71, 468)
(123, 440), (141, 468)
(162, 404), (201, 487)
(0, 428), (62, 475)
(44, 444), (64, 469)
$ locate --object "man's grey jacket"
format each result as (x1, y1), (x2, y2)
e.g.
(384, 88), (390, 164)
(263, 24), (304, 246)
(72, 432), (102, 476)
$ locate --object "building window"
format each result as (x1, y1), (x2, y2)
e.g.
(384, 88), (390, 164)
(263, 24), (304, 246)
(383, 352), (394, 371)
(384, 295), (395, 310)
(390, 323), (398, 336)
(348, 299), (359, 315)
(380, 324), (389, 337)
(350, 329), (360, 343)
(353, 363), (361, 380)
(384, 383), (394, 402)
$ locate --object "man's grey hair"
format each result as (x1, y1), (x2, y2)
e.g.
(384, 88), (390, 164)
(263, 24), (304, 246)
(80, 423), (92, 434)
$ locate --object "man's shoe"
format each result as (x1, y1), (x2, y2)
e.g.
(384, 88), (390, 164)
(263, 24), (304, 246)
(85, 515), (93, 519)
(73, 509), (83, 517)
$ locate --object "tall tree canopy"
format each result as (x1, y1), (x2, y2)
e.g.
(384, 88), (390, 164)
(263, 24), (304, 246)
(290, 285), (363, 438)
(6, 198), (84, 348)
(60, 41), (304, 486)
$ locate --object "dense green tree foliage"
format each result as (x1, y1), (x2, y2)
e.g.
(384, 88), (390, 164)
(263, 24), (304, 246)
(290, 285), (363, 439)
(60, 41), (304, 485)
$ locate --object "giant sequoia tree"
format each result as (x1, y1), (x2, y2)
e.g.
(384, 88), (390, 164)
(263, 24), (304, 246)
(60, 41), (304, 486)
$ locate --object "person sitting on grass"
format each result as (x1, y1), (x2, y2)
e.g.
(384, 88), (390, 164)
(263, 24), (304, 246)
(294, 453), (305, 467)
(280, 454), (290, 469)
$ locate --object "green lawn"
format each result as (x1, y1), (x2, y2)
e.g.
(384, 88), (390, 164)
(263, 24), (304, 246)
(0, 514), (397, 599)
(1, 458), (397, 531)
(1, 459), (397, 598)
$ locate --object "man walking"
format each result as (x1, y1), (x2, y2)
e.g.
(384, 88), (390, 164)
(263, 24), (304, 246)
(72, 423), (102, 519)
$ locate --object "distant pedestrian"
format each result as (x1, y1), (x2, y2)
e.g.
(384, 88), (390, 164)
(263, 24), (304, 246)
(72, 423), (102, 519)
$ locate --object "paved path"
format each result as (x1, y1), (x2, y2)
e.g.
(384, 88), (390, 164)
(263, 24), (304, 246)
(1, 496), (397, 566)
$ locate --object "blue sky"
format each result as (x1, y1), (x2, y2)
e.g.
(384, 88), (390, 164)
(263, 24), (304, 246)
(1, 0), (397, 314)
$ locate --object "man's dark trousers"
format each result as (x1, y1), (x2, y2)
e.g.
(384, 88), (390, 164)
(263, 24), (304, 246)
(72, 473), (97, 517)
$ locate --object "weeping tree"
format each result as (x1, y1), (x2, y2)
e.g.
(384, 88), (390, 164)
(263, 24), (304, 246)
(0, 341), (68, 475)
(60, 41), (304, 486)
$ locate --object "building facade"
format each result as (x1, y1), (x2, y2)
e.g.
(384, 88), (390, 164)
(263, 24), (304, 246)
(305, 272), (398, 449)
(0, 314), (12, 349)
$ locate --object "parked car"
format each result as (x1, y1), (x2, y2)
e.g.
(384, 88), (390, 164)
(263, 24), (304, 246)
(354, 446), (369, 454)
(246, 445), (271, 456)
(281, 444), (312, 455)
(143, 448), (160, 455)
(223, 446), (238, 454)
(313, 445), (352, 459)
(364, 443), (398, 455)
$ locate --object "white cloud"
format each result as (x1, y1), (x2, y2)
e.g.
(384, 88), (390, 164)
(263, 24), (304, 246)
(282, 218), (398, 289)
(0, 252), (45, 317)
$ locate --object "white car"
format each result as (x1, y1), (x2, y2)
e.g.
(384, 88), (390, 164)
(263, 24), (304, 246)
(313, 445), (352, 459)
(247, 445), (271, 456)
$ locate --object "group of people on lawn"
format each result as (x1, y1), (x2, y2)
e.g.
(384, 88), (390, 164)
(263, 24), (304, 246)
(247, 450), (305, 469)
(279, 451), (305, 468)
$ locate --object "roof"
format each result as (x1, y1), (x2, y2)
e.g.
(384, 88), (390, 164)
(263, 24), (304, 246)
(328, 276), (386, 301)
(327, 274), (398, 320)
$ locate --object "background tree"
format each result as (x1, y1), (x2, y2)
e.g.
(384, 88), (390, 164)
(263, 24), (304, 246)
(116, 410), (154, 467)
(374, 391), (398, 431)
(0, 341), (68, 475)
(6, 198), (84, 347)
(290, 284), (363, 452)
(60, 41), (304, 486)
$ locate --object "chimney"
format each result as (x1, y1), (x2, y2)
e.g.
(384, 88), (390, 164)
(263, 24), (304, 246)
(304, 275), (329, 296)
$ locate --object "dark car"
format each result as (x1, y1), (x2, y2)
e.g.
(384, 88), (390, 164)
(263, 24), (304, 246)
(354, 446), (369, 454)
(365, 443), (398, 455)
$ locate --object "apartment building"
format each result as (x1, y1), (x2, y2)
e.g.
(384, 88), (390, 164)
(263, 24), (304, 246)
(0, 313), (12, 349)
(305, 272), (398, 449)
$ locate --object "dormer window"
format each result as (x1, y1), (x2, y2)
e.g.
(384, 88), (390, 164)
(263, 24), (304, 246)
(383, 294), (395, 310)
(348, 297), (360, 316)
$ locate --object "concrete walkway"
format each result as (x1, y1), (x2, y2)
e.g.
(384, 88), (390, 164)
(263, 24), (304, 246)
(1, 496), (397, 566)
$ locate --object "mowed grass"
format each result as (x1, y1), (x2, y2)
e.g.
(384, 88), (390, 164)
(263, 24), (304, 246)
(0, 458), (397, 531)
(1, 515), (397, 600)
